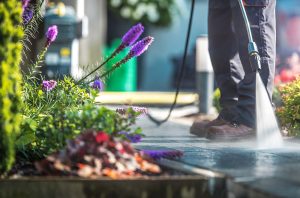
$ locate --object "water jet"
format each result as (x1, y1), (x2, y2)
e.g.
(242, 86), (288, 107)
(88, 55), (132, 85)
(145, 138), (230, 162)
(237, 0), (283, 149)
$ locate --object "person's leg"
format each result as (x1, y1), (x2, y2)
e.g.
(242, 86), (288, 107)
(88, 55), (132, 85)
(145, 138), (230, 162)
(208, 0), (244, 121)
(206, 0), (276, 139)
(190, 0), (243, 137)
(231, 0), (276, 128)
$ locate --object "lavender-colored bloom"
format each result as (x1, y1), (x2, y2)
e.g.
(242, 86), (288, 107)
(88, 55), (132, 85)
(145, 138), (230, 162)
(22, 0), (30, 9)
(142, 150), (183, 160)
(130, 36), (154, 57)
(122, 23), (144, 47)
(46, 25), (58, 46)
(22, 8), (33, 24)
(42, 80), (57, 92)
(117, 131), (142, 143)
(127, 134), (142, 143)
(99, 36), (153, 80)
(91, 79), (104, 91)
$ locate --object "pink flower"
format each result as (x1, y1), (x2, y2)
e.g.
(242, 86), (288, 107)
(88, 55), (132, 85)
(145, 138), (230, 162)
(95, 132), (109, 143)
(42, 80), (57, 92)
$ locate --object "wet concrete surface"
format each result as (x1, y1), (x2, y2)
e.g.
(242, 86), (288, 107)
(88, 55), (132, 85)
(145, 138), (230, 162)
(135, 115), (300, 198)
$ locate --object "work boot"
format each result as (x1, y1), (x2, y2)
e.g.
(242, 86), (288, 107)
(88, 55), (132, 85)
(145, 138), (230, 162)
(206, 122), (255, 140)
(190, 116), (228, 137)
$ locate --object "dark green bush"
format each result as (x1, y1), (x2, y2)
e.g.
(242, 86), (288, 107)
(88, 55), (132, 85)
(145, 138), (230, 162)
(0, 0), (23, 173)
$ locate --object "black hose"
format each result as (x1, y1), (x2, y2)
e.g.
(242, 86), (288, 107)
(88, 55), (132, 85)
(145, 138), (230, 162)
(147, 0), (196, 125)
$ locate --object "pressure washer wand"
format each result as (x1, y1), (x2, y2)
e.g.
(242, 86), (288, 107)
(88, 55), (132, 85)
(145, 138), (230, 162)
(237, 0), (261, 71)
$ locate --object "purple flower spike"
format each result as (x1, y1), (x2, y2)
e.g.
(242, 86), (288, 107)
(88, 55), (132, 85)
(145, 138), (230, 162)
(117, 131), (142, 143)
(127, 134), (142, 143)
(42, 80), (57, 92)
(46, 25), (58, 46)
(130, 36), (154, 57)
(22, 8), (33, 24)
(91, 79), (104, 91)
(22, 0), (30, 9)
(142, 150), (183, 160)
(122, 23), (144, 47)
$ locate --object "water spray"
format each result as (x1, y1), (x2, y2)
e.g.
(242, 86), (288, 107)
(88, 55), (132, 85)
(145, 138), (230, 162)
(148, 0), (283, 148)
(237, 0), (283, 148)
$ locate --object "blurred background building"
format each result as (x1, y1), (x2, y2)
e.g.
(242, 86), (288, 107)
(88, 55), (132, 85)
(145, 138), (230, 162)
(34, 0), (300, 91)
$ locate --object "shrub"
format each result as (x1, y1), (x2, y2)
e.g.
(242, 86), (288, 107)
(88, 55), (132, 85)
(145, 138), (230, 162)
(0, 0), (23, 173)
(277, 78), (300, 136)
(17, 77), (143, 161)
(18, 104), (142, 161)
(212, 88), (221, 113)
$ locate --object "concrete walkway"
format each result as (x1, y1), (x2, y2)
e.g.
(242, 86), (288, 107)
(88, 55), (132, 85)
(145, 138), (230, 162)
(135, 108), (300, 198)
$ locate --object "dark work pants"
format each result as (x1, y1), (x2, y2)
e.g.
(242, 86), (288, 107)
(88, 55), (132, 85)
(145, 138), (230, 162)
(208, 0), (276, 128)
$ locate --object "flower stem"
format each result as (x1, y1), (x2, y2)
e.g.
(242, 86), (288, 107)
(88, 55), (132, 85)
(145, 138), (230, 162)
(28, 47), (47, 78)
(86, 54), (132, 84)
(76, 44), (125, 85)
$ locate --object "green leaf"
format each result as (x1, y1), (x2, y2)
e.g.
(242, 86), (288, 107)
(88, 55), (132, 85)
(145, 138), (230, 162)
(16, 131), (36, 148)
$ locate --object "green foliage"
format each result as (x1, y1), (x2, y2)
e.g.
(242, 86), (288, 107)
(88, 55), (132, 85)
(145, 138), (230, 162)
(27, 48), (47, 79)
(22, 77), (93, 118)
(18, 77), (141, 161)
(272, 86), (283, 108)
(18, 77), (92, 160)
(213, 88), (221, 113)
(22, 0), (44, 53)
(277, 78), (300, 136)
(0, 0), (23, 173)
(22, 0), (48, 78)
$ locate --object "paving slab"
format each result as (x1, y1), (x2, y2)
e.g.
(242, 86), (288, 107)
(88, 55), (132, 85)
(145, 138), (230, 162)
(135, 115), (300, 198)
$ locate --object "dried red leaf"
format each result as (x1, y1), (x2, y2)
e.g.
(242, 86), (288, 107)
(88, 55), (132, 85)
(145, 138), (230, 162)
(35, 129), (162, 179)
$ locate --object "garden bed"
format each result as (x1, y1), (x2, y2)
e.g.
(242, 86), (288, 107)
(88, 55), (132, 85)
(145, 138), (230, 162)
(1, 172), (226, 198)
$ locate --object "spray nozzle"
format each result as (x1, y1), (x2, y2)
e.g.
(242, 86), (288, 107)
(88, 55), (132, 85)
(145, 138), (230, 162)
(248, 42), (262, 71)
